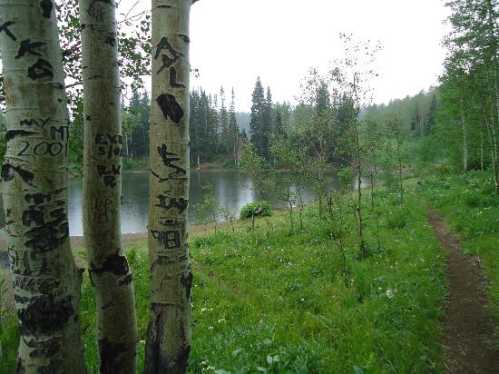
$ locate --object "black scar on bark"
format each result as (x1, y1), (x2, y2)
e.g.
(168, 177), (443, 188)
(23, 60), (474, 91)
(178, 34), (190, 43)
(181, 270), (193, 300)
(38, 360), (63, 374)
(39, 0), (53, 18)
(1, 164), (34, 186)
(144, 309), (194, 373)
(118, 273), (133, 287)
(5, 130), (35, 141)
(24, 207), (69, 252)
(144, 304), (164, 374)
(27, 59), (53, 80)
(104, 34), (116, 47)
(16, 358), (26, 374)
(38, 363), (61, 374)
(176, 343), (191, 374)
(16, 39), (45, 59)
(156, 94), (183, 124)
(15, 295), (31, 304)
(24, 336), (61, 358)
(91, 254), (130, 276)
(18, 295), (74, 335)
(99, 338), (132, 374)
(25, 192), (51, 205)
(0, 21), (17, 42)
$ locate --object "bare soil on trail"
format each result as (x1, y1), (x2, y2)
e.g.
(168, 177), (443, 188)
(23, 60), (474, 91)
(428, 209), (499, 373)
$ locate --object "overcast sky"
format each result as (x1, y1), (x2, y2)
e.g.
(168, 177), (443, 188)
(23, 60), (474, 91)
(124, 0), (451, 111)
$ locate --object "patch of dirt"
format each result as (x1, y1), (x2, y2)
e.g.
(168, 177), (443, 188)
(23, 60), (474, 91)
(428, 209), (499, 373)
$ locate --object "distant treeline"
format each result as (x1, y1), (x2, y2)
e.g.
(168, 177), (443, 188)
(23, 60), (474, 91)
(365, 0), (498, 191)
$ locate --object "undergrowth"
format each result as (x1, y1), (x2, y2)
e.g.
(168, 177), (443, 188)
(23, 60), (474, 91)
(0, 187), (447, 373)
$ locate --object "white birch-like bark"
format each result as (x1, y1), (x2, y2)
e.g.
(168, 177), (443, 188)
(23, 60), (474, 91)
(145, 0), (194, 372)
(79, 0), (138, 372)
(0, 0), (86, 372)
(460, 98), (469, 172)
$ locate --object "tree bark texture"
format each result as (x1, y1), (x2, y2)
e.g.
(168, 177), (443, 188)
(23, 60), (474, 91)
(79, 0), (138, 372)
(145, 0), (193, 373)
(0, 0), (86, 372)
(460, 98), (469, 173)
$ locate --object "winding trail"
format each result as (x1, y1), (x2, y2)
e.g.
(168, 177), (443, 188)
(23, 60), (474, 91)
(428, 209), (499, 373)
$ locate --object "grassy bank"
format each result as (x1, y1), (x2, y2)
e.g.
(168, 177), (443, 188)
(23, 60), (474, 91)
(418, 171), (499, 337)
(1, 186), (447, 373)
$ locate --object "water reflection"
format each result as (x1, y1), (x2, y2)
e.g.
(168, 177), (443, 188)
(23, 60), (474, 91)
(53, 170), (338, 236)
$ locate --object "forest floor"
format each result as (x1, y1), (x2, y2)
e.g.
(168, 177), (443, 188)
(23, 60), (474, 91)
(428, 209), (499, 373)
(1, 184), (448, 373)
(1, 171), (499, 373)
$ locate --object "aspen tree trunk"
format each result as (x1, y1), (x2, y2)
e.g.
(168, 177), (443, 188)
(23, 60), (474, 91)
(79, 0), (138, 372)
(397, 140), (404, 206)
(460, 98), (468, 172)
(353, 125), (366, 258)
(480, 125), (485, 171)
(0, 1), (86, 372)
(484, 118), (498, 194)
(487, 122), (499, 194)
(145, 0), (194, 372)
(485, 0), (499, 128)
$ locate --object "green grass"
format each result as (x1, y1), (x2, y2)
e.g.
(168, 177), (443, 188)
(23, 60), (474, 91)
(0, 188), (447, 373)
(418, 170), (499, 339)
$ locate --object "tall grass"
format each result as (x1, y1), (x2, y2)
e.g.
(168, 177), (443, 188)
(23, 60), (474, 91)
(1, 187), (447, 373)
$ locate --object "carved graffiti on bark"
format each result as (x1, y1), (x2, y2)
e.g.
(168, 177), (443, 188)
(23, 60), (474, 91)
(155, 195), (188, 213)
(97, 164), (121, 188)
(0, 21), (17, 41)
(169, 67), (185, 88)
(16, 40), (45, 59)
(151, 230), (181, 249)
(39, 0), (53, 18)
(27, 59), (53, 80)
(1, 164), (35, 186)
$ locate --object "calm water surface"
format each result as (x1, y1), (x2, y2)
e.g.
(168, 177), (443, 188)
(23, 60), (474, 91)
(67, 170), (332, 236)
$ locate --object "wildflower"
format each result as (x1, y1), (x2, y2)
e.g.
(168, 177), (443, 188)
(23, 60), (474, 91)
(386, 289), (394, 299)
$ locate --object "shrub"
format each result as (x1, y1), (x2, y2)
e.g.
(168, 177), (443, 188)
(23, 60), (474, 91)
(386, 207), (407, 230)
(240, 201), (272, 219)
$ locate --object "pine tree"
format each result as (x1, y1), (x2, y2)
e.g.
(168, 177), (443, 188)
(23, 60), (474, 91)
(207, 93), (219, 161)
(250, 77), (268, 160)
(228, 88), (240, 166)
(218, 86), (229, 155)
(190, 90), (202, 167)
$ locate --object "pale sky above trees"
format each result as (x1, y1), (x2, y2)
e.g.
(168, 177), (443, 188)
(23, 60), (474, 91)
(129, 0), (451, 111)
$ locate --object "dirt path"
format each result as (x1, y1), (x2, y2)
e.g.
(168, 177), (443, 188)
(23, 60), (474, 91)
(428, 209), (499, 373)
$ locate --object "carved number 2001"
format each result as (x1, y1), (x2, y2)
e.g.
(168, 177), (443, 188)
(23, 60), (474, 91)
(18, 141), (66, 157)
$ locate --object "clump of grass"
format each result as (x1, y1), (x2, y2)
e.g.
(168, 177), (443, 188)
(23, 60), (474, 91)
(240, 201), (272, 219)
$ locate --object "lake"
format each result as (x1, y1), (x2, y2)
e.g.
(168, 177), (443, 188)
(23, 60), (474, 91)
(66, 170), (336, 236)
(0, 170), (338, 237)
